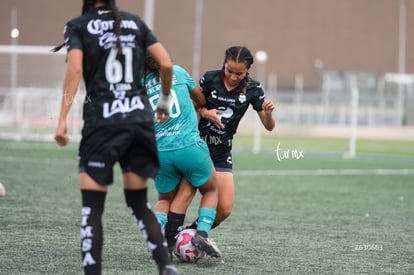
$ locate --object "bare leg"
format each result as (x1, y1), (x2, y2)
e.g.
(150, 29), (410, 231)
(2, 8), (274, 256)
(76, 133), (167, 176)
(214, 171), (234, 224)
(163, 179), (196, 250)
(197, 171), (218, 210)
(170, 178), (196, 214)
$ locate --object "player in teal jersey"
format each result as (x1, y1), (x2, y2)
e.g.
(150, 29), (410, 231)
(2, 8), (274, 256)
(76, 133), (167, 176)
(53, 1), (178, 274)
(145, 55), (221, 258)
(172, 46), (276, 232)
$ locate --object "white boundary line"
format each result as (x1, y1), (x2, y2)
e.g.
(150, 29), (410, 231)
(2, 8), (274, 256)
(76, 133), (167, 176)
(235, 169), (414, 176)
(1, 156), (413, 176)
(0, 156), (74, 165)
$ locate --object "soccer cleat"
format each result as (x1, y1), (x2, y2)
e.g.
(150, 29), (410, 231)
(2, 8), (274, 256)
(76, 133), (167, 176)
(160, 265), (180, 275)
(191, 232), (222, 258)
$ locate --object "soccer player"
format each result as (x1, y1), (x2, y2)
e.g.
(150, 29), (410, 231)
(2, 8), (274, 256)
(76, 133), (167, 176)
(144, 55), (221, 258)
(53, 1), (179, 274)
(176, 46), (276, 230)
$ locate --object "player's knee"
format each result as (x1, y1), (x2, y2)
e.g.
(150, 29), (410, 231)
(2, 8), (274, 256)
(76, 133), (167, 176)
(198, 181), (217, 195)
(217, 205), (232, 220)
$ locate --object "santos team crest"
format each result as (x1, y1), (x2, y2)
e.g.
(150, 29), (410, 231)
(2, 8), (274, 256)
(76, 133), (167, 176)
(238, 93), (246, 103)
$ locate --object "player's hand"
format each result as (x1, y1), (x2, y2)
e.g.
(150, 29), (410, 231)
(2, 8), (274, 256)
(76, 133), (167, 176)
(155, 109), (170, 123)
(155, 93), (171, 123)
(55, 121), (69, 146)
(201, 108), (224, 129)
(262, 98), (275, 115)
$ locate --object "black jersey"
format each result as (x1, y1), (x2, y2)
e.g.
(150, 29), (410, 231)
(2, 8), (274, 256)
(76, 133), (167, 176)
(198, 70), (265, 149)
(64, 7), (157, 126)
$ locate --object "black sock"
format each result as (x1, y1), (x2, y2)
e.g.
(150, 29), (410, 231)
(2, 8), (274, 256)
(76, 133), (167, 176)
(211, 222), (220, 229)
(190, 219), (220, 230)
(165, 212), (185, 250)
(81, 190), (106, 275)
(124, 189), (171, 272)
(188, 219), (198, 230)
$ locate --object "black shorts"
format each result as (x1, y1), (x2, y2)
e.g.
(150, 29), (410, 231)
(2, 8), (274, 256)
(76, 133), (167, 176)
(78, 122), (159, 185)
(208, 144), (233, 172)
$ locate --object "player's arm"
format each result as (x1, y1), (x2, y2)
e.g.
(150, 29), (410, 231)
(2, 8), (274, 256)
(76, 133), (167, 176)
(257, 98), (275, 131)
(190, 86), (206, 109)
(190, 86), (205, 122)
(55, 49), (83, 146)
(146, 42), (173, 123)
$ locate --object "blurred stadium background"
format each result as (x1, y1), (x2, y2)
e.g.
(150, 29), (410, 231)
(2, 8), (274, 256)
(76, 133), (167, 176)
(1, 2), (414, 274)
(1, 0), (414, 147)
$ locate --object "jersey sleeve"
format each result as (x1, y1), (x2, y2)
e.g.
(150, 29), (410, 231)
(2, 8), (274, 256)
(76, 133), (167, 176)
(138, 19), (158, 48)
(174, 65), (196, 93)
(250, 82), (266, 111)
(199, 72), (212, 97)
(64, 21), (83, 52)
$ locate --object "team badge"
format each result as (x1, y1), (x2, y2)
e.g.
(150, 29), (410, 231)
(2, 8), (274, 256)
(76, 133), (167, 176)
(238, 93), (246, 103)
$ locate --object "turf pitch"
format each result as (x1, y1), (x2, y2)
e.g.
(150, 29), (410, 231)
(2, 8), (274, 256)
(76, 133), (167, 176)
(0, 135), (413, 274)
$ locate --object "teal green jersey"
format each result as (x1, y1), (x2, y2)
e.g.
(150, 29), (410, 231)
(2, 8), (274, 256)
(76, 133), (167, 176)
(146, 65), (201, 151)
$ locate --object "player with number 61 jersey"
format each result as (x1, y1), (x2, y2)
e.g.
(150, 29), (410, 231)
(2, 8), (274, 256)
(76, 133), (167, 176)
(64, 8), (157, 126)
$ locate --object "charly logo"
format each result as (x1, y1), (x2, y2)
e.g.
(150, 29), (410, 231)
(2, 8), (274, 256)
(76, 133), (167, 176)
(211, 90), (217, 99)
(226, 155), (232, 164)
(274, 142), (304, 162)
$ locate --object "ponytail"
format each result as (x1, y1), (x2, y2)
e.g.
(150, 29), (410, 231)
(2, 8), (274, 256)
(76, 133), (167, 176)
(52, 0), (122, 53)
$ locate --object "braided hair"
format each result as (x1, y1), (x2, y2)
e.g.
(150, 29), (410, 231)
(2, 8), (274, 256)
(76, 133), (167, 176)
(222, 46), (254, 93)
(144, 53), (161, 85)
(82, 0), (95, 14)
(52, 0), (122, 52)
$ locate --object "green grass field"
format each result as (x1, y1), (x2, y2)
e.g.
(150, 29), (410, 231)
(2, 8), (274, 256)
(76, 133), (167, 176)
(1, 136), (413, 274)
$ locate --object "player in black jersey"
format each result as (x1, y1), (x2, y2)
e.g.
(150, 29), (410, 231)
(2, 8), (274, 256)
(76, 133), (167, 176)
(196, 46), (275, 228)
(54, 1), (178, 274)
(175, 46), (275, 232)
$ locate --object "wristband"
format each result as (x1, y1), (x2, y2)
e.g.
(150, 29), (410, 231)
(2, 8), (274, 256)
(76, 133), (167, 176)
(156, 92), (171, 114)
